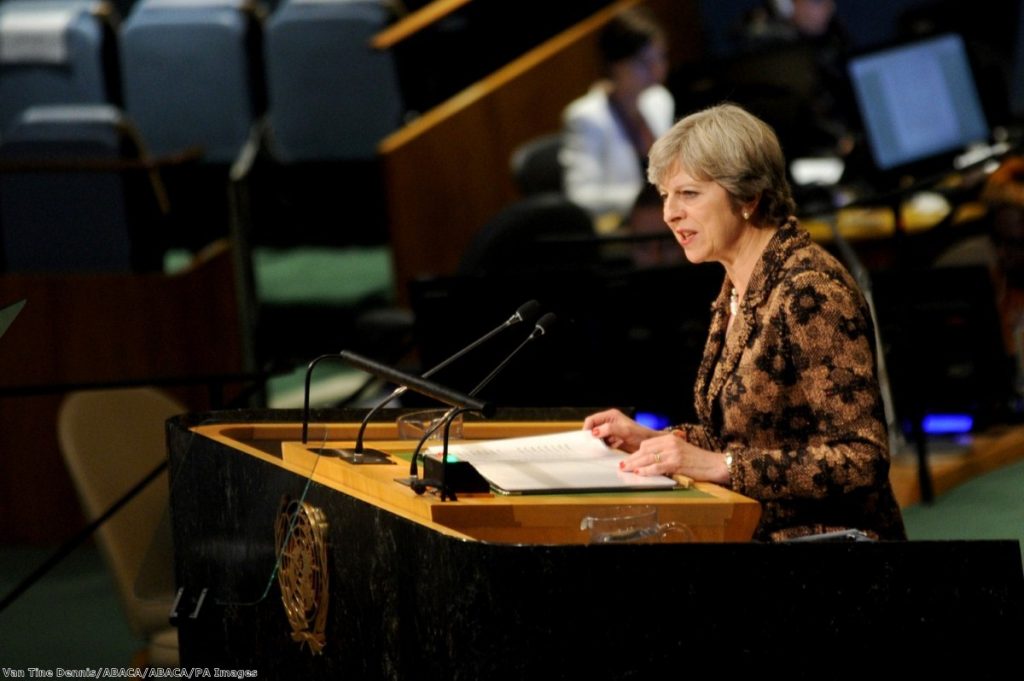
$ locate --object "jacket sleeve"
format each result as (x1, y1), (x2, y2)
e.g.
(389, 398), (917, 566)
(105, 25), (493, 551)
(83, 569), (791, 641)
(670, 423), (716, 451)
(726, 270), (892, 502)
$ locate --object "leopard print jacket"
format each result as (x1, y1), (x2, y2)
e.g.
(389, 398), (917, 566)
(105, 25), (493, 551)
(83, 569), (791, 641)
(677, 219), (907, 542)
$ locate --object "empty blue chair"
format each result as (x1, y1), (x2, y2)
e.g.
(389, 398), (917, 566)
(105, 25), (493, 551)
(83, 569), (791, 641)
(231, 0), (403, 248)
(120, 0), (267, 164)
(120, 0), (268, 250)
(263, 0), (403, 162)
(0, 0), (120, 137)
(0, 104), (167, 272)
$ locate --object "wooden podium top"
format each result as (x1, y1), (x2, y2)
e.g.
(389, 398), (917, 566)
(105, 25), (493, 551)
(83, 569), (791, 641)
(192, 418), (761, 544)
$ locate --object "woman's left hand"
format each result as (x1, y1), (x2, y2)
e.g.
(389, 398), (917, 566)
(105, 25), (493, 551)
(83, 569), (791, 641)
(620, 432), (731, 485)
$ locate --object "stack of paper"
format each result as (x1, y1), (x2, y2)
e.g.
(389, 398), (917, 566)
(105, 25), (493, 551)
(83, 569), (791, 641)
(426, 430), (679, 495)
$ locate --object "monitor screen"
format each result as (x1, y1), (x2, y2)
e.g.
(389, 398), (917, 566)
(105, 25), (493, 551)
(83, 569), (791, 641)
(847, 33), (990, 173)
(1011, 7), (1024, 120)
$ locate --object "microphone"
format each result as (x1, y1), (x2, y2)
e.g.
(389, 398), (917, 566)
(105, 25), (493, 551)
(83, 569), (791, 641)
(301, 349), (495, 453)
(418, 312), (557, 450)
(411, 312), (558, 467)
(339, 350), (495, 415)
(300, 300), (540, 449)
(418, 299), (541, 382)
(462, 312), (557, 400)
(408, 313), (558, 498)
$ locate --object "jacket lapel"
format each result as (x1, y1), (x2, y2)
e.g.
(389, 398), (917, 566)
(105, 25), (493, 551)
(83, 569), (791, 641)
(695, 219), (807, 426)
(693, 282), (729, 427)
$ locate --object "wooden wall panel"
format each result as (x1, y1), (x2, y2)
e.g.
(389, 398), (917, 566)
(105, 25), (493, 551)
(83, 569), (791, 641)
(380, 0), (703, 302)
(0, 242), (247, 543)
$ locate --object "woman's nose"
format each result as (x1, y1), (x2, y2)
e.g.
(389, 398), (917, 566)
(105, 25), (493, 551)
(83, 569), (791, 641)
(663, 197), (681, 223)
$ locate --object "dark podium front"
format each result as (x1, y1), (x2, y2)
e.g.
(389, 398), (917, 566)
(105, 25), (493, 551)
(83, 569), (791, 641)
(167, 409), (1024, 678)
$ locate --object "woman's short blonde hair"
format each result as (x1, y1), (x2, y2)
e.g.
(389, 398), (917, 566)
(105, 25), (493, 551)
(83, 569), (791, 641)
(647, 103), (796, 226)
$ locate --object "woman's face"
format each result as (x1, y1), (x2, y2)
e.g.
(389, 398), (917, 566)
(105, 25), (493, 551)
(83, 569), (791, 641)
(791, 0), (835, 37)
(610, 38), (668, 95)
(659, 164), (747, 267)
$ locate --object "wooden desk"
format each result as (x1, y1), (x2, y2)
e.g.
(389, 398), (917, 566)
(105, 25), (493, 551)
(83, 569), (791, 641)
(168, 409), (1023, 677)
(194, 418), (760, 544)
(378, 0), (702, 303)
(803, 194), (988, 244)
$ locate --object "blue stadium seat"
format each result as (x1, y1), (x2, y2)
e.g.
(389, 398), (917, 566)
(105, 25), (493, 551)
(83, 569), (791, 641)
(0, 104), (168, 272)
(263, 0), (403, 162)
(0, 0), (120, 137)
(119, 0), (267, 164)
(229, 0), (404, 248)
(119, 0), (268, 250)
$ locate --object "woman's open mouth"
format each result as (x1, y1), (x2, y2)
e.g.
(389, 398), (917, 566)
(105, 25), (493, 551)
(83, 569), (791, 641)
(675, 229), (696, 246)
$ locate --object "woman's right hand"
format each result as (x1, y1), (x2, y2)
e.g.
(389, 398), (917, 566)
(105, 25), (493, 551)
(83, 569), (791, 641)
(582, 408), (658, 453)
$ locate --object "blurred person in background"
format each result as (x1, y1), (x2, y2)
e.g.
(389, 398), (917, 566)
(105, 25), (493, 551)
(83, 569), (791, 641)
(561, 7), (674, 228)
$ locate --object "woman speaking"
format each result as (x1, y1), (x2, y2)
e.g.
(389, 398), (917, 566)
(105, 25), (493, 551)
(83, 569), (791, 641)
(584, 103), (906, 542)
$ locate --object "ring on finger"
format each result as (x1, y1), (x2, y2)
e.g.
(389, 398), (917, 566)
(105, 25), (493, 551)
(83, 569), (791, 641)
(653, 451), (661, 463)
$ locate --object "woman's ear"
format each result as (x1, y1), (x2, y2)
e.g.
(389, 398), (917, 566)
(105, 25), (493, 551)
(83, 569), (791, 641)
(742, 197), (760, 221)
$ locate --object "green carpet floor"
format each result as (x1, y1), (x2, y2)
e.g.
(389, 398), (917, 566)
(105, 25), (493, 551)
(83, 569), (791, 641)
(251, 244), (397, 408)
(253, 245), (395, 307)
(901, 457), (1024, 544)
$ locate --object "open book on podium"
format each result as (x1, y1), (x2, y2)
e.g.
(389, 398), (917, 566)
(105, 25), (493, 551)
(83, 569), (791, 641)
(425, 430), (680, 495)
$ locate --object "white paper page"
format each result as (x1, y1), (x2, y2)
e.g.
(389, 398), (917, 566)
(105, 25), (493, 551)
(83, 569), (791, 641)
(426, 429), (616, 464)
(471, 457), (677, 493)
(426, 429), (677, 493)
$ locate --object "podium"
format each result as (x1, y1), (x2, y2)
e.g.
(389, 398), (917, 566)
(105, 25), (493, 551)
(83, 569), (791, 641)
(167, 408), (1024, 677)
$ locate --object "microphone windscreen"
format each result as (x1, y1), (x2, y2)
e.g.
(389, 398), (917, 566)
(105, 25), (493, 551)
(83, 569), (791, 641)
(516, 299), (542, 323)
(534, 312), (557, 335)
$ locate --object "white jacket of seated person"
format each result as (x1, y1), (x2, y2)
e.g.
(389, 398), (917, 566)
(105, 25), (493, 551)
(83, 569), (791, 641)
(561, 83), (674, 221)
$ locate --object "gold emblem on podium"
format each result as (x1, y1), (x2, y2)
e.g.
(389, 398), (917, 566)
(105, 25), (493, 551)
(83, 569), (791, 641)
(275, 498), (329, 654)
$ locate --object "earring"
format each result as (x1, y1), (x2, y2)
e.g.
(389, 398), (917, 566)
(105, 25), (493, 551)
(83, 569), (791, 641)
(742, 211), (750, 221)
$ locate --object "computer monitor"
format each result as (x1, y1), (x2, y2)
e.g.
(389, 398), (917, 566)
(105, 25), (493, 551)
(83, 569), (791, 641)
(1010, 6), (1024, 121)
(847, 33), (990, 179)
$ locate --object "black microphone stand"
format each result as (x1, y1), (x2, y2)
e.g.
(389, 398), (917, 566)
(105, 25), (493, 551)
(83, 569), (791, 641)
(302, 350), (493, 472)
(301, 353), (348, 449)
(406, 313), (557, 498)
(302, 301), (540, 457)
